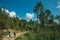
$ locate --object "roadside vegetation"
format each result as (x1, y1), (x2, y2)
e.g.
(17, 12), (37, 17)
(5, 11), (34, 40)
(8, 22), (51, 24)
(0, 1), (60, 40)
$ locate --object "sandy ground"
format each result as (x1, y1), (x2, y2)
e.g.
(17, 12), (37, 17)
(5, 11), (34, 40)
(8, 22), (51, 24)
(2, 29), (29, 40)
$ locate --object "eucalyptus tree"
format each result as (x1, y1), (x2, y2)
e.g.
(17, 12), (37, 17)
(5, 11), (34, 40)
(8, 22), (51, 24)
(55, 15), (60, 31)
(34, 1), (44, 40)
(48, 15), (55, 30)
(55, 15), (60, 25)
(34, 2), (45, 27)
(44, 9), (51, 28)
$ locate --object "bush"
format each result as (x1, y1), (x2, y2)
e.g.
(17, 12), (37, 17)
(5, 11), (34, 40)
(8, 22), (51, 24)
(15, 31), (36, 40)
(0, 31), (9, 40)
(15, 28), (60, 40)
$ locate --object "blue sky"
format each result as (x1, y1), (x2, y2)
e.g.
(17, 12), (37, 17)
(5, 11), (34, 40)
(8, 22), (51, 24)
(0, 0), (60, 20)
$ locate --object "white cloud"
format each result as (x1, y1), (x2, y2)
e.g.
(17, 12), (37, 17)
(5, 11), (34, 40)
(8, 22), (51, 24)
(54, 19), (59, 24)
(26, 13), (34, 21)
(9, 11), (16, 17)
(26, 13), (34, 19)
(19, 18), (23, 20)
(1, 8), (16, 17)
(1, 8), (9, 13)
(56, 1), (60, 9)
(56, 5), (60, 9)
(1, 8), (4, 12)
(5, 9), (9, 13)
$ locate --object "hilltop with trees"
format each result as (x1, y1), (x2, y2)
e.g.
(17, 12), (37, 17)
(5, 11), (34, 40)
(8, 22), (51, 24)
(0, 1), (60, 40)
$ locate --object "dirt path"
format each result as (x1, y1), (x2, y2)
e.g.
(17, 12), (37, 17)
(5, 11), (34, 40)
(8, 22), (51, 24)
(2, 30), (29, 40)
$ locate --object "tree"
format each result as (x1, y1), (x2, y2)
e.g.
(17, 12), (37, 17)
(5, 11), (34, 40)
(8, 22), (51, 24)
(34, 2), (44, 27)
(34, 1), (44, 40)
(44, 9), (51, 28)
(55, 15), (60, 31)
(55, 15), (60, 25)
(0, 7), (9, 29)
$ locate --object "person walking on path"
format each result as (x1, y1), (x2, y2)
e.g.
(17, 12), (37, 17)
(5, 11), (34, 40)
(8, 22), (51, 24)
(14, 32), (16, 38)
(8, 32), (11, 39)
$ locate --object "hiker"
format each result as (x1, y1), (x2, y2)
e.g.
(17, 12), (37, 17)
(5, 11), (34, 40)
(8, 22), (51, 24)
(14, 32), (16, 38)
(8, 32), (11, 38)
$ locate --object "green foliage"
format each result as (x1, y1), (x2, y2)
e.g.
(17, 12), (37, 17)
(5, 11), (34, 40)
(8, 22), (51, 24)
(15, 31), (36, 40)
(0, 1), (60, 40)
(15, 28), (60, 40)
(36, 28), (60, 40)
(0, 31), (9, 40)
(0, 8), (20, 30)
(0, 32), (3, 40)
